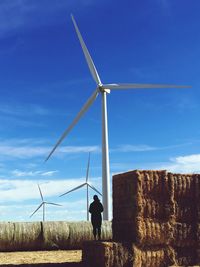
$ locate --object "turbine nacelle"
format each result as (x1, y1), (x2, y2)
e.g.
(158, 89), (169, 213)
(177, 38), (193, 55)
(98, 85), (111, 94)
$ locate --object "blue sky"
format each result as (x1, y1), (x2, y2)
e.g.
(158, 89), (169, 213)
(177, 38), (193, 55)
(0, 0), (200, 221)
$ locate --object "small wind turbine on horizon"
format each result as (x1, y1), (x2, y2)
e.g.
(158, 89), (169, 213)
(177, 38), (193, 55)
(45, 14), (191, 220)
(30, 184), (62, 222)
(59, 153), (102, 221)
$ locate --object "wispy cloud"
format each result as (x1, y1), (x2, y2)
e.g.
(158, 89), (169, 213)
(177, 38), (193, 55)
(11, 169), (58, 177)
(0, 0), (103, 38)
(113, 144), (157, 152)
(0, 139), (100, 159)
(112, 142), (192, 153)
(0, 104), (50, 117)
(0, 103), (52, 129)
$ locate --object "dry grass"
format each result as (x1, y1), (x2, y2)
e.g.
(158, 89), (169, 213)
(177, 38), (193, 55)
(0, 250), (82, 265)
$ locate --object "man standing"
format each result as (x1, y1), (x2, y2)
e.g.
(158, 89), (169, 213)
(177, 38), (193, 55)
(89, 195), (104, 240)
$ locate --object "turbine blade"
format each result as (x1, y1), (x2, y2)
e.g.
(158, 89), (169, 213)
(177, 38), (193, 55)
(86, 152), (91, 183)
(38, 184), (44, 201)
(88, 184), (102, 196)
(46, 202), (62, 206)
(71, 14), (101, 85)
(30, 203), (43, 218)
(59, 183), (86, 197)
(45, 89), (99, 161)
(103, 83), (191, 89)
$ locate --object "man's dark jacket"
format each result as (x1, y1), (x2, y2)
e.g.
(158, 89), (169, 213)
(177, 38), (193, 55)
(89, 199), (103, 227)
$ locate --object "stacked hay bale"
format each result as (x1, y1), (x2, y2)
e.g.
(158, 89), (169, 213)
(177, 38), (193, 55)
(112, 170), (176, 267)
(112, 170), (174, 244)
(171, 173), (198, 266)
(83, 170), (200, 267)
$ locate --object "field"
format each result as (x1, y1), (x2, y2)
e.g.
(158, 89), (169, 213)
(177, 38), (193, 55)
(0, 250), (82, 266)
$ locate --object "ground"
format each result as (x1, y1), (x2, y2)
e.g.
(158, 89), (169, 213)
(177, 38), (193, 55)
(0, 250), (82, 266)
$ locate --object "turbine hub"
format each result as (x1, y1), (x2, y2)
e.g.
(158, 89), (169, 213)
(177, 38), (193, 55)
(98, 85), (111, 94)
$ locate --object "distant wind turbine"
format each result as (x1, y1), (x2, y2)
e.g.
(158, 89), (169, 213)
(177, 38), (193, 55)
(30, 184), (62, 222)
(59, 153), (102, 221)
(45, 15), (191, 220)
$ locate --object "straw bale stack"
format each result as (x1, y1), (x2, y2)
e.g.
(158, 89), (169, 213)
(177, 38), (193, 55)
(113, 170), (171, 219)
(0, 222), (15, 251)
(83, 170), (200, 267)
(113, 170), (174, 244)
(135, 217), (173, 246)
(113, 217), (173, 245)
(13, 222), (42, 251)
(42, 221), (70, 249)
(82, 241), (176, 267)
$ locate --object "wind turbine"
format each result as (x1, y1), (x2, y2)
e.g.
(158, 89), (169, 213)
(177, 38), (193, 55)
(59, 153), (102, 221)
(30, 184), (62, 222)
(45, 15), (191, 220)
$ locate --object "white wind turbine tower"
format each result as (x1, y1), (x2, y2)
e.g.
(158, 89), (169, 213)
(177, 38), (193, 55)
(30, 184), (62, 222)
(45, 15), (191, 220)
(59, 153), (102, 221)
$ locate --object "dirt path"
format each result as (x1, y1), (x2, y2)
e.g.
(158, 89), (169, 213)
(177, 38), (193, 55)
(0, 250), (82, 265)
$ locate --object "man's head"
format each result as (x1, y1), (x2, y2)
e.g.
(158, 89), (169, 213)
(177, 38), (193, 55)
(93, 195), (99, 201)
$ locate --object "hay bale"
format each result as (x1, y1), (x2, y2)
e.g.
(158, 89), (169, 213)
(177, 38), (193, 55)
(83, 241), (115, 267)
(68, 221), (112, 249)
(135, 217), (174, 246)
(174, 201), (195, 223)
(170, 173), (195, 199)
(113, 170), (173, 224)
(0, 222), (15, 251)
(83, 241), (175, 267)
(68, 221), (95, 249)
(13, 222), (42, 251)
(101, 220), (112, 240)
(173, 223), (196, 247)
(132, 245), (176, 267)
(113, 217), (174, 245)
(42, 221), (70, 250)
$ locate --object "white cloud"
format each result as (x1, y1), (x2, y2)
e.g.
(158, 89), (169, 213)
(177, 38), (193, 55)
(0, 139), (100, 159)
(0, 176), (102, 221)
(156, 154), (200, 173)
(0, 177), (101, 203)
